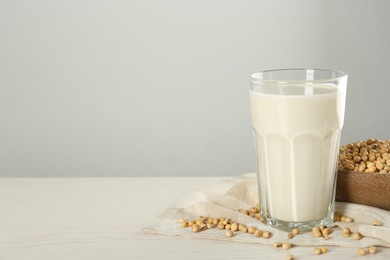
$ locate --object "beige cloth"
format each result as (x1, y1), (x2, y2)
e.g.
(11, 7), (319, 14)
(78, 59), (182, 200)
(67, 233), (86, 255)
(144, 173), (390, 248)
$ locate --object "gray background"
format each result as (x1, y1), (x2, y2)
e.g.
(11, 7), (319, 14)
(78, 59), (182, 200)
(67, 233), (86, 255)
(1, 0), (389, 177)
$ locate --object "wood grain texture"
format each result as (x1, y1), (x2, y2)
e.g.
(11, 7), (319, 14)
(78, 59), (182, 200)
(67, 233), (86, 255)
(0, 177), (389, 259)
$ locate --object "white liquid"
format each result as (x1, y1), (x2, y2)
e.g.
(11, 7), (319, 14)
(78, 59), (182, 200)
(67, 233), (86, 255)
(250, 84), (346, 222)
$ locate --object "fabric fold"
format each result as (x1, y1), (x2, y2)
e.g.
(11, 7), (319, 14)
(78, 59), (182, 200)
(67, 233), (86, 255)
(144, 173), (390, 248)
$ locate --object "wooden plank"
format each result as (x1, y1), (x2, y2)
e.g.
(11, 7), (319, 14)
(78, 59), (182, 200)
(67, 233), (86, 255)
(0, 177), (388, 259)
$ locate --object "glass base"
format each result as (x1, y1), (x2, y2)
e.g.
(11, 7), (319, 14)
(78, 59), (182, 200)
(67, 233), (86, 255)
(264, 211), (334, 232)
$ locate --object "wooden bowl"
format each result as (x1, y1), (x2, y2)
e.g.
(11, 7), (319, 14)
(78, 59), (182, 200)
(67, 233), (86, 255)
(336, 169), (390, 210)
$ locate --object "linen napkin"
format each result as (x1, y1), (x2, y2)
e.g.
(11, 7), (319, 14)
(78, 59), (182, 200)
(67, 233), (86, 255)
(143, 173), (390, 248)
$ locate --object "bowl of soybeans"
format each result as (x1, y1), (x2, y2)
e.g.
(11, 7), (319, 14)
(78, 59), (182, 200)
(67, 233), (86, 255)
(337, 139), (390, 210)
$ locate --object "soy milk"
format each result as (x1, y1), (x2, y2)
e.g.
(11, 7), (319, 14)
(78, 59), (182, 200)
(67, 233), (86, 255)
(250, 84), (346, 222)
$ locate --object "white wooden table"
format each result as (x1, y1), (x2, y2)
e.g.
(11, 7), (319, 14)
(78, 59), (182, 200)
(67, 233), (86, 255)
(1, 177), (389, 259)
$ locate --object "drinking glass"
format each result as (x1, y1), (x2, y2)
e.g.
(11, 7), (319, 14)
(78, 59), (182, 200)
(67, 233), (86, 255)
(249, 69), (348, 231)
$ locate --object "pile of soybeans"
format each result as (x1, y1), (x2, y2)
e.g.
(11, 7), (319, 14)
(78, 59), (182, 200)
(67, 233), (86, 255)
(338, 139), (390, 173)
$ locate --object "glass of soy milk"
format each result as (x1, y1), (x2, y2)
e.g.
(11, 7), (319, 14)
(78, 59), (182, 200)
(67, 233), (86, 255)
(249, 69), (347, 231)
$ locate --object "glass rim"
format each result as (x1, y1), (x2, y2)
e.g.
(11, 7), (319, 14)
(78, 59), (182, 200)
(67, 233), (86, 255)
(251, 68), (348, 84)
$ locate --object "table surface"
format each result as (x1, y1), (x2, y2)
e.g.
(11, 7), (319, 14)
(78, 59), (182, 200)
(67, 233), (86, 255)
(0, 177), (389, 260)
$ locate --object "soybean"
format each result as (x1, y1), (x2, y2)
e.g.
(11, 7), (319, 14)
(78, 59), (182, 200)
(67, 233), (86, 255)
(248, 226), (256, 234)
(254, 229), (263, 237)
(231, 222), (238, 232)
(313, 248), (322, 255)
(181, 221), (188, 228)
(225, 230), (234, 238)
(342, 227), (351, 234)
(353, 232), (362, 240)
(372, 220), (383, 226)
(322, 227), (331, 235)
(358, 248), (366, 256)
(292, 228), (300, 235)
(368, 246), (377, 254)
(241, 226), (248, 233)
(282, 242), (292, 249)
(262, 231), (271, 238)
(273, 242), (282, 248)
(312, 227), (322, 237)
(192, 225), (200, 232)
